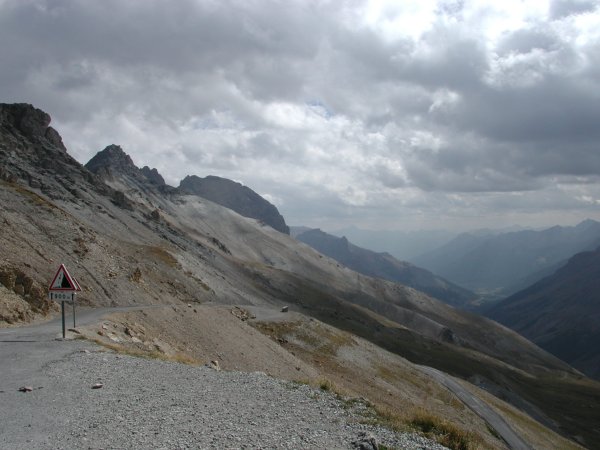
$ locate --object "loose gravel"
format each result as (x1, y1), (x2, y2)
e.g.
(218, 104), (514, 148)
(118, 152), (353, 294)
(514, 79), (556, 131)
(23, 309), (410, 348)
(1, 344), (448, 449)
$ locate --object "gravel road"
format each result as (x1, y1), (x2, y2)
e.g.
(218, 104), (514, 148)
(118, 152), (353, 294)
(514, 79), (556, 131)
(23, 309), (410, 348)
(1, 312), (448, 450)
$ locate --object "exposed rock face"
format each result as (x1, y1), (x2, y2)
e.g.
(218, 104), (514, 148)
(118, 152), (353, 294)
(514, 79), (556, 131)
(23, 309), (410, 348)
(85, 144), (138, 179)
(0, 103), (65, 150)
(0, 103), (108, 200)
(179, 175), (290, 235)
(85, 145), (172, 198)
(0, 265), (56, 323)
(140, 166), (165, 186)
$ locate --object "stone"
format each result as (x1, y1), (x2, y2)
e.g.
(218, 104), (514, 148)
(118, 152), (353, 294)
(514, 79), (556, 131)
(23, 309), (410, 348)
(13, 284), (25, 296)
(351, 431), (378, 450)
(209, 360), (221, 371)
(18, 386), (33, 392)
(91, 383), (103, 389)
(281, 306), (289, 312)
(129, 268), (142, 283)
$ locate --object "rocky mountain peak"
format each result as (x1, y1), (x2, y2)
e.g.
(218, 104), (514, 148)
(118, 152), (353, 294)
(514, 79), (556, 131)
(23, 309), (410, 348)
(0, 103), (66, 151)
(85, 144), (137, 177)
(179, 175), (290, 235)
(140, 166), (166, 186)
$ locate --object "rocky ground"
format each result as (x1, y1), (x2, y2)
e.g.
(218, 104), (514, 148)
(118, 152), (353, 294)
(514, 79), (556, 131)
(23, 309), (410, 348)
(0, 338), (449, 450)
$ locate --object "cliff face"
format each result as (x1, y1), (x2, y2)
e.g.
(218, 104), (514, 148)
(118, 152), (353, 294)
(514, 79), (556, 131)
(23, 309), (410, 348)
(179, 175), (290, 235)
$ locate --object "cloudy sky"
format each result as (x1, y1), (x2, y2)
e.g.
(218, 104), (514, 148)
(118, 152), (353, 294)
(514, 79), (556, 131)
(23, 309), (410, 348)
(2, 0), (600, 231)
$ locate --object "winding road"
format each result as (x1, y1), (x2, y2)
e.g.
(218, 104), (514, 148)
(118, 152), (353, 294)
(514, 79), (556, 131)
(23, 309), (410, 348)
(418, 365), (532, 450)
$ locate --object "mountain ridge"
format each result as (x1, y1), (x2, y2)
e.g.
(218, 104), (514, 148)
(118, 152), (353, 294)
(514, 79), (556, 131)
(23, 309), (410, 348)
(295, 227), (477, 308)
(487, 245), (600, 379)
(411, 221), (600, 297)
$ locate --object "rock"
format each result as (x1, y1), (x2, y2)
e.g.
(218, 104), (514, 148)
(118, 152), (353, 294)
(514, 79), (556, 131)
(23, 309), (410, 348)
(149, 209), (161, 222)
(91, 383), (103, 389)
(140, 166), (166, 186)
(281, 306), (289, 313)
(129, 268), (142, 283)
(351, 431), (378, 450)
(67, 328), (81, 334)
(208, 360), (221, 371)
(13, 284), (25, 296)
(18, 386), (33, 392)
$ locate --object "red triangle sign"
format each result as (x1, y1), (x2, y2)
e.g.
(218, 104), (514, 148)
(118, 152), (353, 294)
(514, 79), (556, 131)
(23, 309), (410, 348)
(49, 264), (80, 292)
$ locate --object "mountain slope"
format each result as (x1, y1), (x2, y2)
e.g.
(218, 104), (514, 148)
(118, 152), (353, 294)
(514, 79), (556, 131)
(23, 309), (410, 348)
(412, 222), (600, 295)
(296, 228), (476, 308)
(1, 103), (600, 448)
(179, 175), (289, 234)
(487, 246), (600, 379)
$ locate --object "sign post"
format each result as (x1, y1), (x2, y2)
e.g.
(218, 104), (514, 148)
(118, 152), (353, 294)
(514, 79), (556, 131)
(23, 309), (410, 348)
(48, 264), (82, 339)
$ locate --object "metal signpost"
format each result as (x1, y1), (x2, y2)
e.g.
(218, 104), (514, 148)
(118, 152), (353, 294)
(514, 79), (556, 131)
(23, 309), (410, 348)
(48, 264), (82, 339)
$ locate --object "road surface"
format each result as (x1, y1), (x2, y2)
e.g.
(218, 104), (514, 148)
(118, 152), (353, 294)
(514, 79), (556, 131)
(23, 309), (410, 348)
(418, 365), (532, 450)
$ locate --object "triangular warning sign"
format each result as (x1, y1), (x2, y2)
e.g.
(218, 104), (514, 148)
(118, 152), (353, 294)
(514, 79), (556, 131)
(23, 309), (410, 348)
(49, 264), (79, 292)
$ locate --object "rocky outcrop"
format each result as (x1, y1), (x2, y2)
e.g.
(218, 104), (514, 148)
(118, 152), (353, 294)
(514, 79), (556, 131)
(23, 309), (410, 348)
(0, 103), (66, 151)
(0, 103), (109, 200)
(85, 145), (173, 199)
(0, 265), (56, 323)
(140, 166), (165, 186)
(85, 144), (138, 179)
(179, 175), (290, 234)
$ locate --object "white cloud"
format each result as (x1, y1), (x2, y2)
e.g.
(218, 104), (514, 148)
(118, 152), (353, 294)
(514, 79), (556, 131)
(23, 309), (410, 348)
(2, 0), (600, 231)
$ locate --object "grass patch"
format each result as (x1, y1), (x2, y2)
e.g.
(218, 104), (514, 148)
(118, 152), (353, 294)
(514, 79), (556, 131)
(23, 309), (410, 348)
(146, 246), (179, 268)
(410, 410), (476, 450)
(84, 336), (203, 366)
(359, 404), (479, 450)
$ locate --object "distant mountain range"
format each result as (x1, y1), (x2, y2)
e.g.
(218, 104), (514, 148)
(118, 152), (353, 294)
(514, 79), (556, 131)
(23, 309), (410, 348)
(330, 227), (456, 260)
(411, 220), (600, 297)
(294, 228), (476, 308)
(487, 246), (600, 379)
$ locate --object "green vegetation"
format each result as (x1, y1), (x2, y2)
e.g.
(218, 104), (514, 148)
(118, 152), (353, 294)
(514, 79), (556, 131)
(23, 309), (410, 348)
(410, 411), (474, 450)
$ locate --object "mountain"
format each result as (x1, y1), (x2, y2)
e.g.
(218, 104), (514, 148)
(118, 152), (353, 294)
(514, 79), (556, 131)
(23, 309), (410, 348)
(487, 246), (600, 379)
(2, 103), (600, 447)
(330, 226), (456, 260)
(411, 221), (600, 296)
(179, 175), (289, 235)
(295, 228), (476, 308)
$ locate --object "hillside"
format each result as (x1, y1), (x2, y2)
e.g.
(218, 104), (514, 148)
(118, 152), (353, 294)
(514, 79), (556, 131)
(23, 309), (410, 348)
(179, 174), (290, 234)
(487, 246), (600, 379)
(1, 103), (600, 448)
(295, 228), (476, 308)
(411, 222), (600, 297)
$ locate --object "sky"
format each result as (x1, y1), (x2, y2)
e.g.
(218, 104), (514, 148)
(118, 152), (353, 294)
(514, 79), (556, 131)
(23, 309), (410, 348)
(1, 0), (600, 232)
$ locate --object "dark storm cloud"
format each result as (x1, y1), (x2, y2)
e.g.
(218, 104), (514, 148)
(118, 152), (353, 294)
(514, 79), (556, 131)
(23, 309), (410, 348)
(1, 0), (600, 230)
(550, 0), (598, 19)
